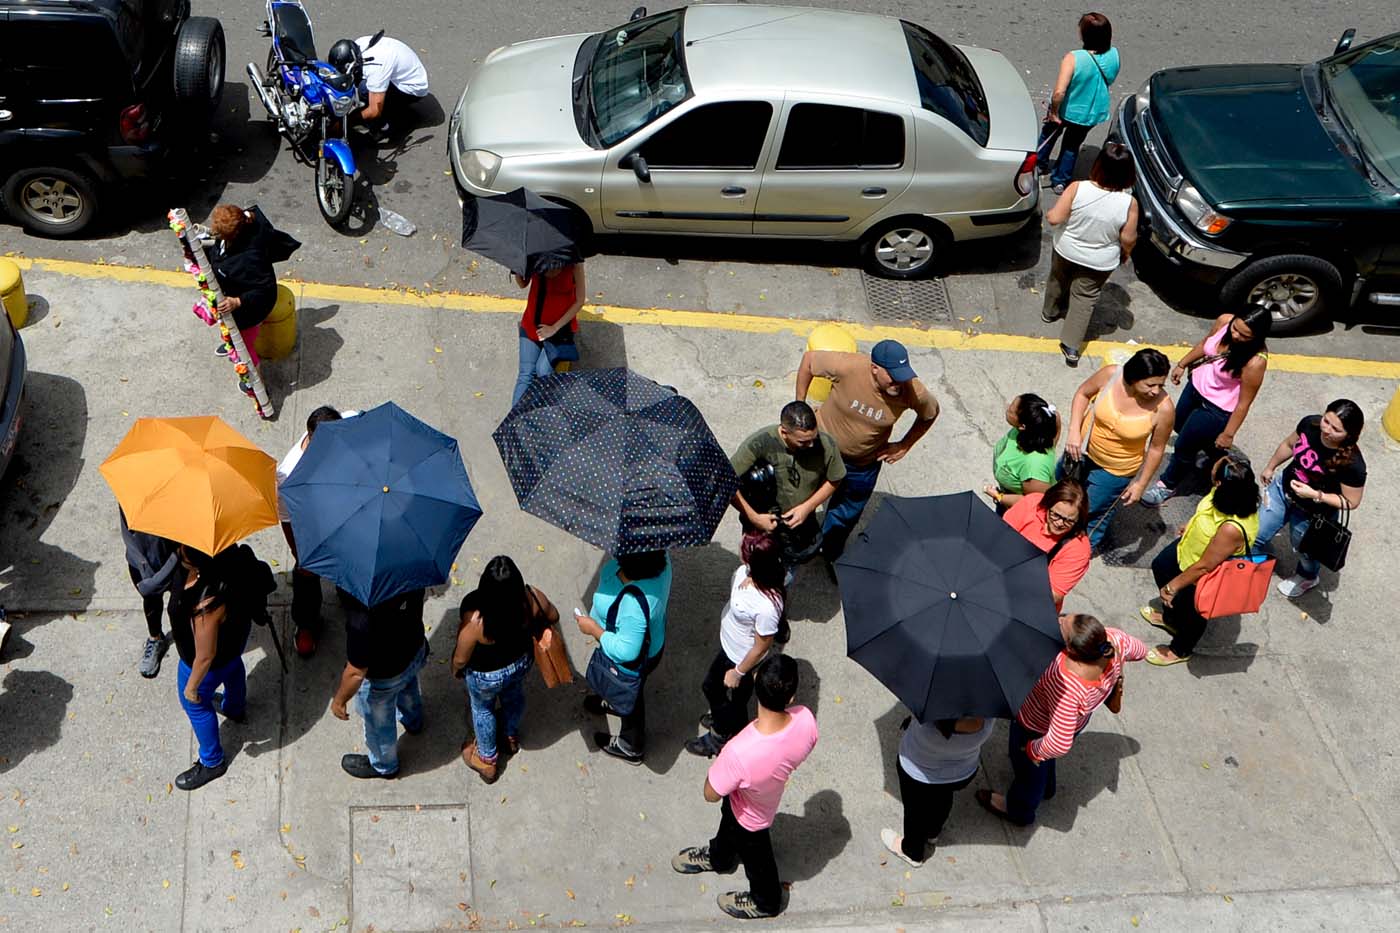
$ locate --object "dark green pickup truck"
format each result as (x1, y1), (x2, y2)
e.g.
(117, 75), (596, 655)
(1117, 29), (1400, 334)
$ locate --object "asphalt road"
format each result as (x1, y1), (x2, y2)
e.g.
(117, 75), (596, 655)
(5, 0), (1399, 358)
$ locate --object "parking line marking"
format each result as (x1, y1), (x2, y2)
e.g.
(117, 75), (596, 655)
(13, 255), (1398, 380)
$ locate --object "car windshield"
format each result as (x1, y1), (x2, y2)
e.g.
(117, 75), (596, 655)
(1322, 36), (1400, 185)
(588, 9), (691, 147)
(902, 22), (990, 147)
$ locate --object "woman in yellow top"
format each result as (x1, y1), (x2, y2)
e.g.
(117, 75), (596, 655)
(1140, 455), (1260, 666)
(1060, 348), (1174, 550)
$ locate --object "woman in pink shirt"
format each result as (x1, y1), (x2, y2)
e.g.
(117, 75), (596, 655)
(1142, 308), (1269, 506)
(976, 614), (1147, 825)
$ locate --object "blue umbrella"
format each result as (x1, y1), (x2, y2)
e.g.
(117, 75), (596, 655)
(281, 402), (482, 606)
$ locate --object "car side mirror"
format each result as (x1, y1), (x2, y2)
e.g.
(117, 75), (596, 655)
(623, 152), (651, 183)
(1334, 27), (1356, 54)
(630, 6), (648, 21)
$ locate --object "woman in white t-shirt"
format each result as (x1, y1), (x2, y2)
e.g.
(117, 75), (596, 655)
(685, 532), (786, 758)
(1041, 143), (1139, 367)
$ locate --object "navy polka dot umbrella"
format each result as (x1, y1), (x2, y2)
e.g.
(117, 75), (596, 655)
(493, 369), (738, 554)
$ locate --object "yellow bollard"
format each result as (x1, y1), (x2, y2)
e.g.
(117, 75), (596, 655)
(254, 284), (298, 361)
(805, 323), (857, 403)
(0, 259), (28, 329)
(1383, 384), (1400, 448)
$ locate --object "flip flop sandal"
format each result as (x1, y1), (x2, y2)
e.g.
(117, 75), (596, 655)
(974, 789), (1030, 825)
(1146, 647), (1190, 667)
(1139, 606), (1177, 634)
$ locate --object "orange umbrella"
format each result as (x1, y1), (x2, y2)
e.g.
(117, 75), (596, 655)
(100, 416), (279, 555)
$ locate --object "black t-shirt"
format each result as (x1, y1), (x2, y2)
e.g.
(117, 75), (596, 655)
(1282, 415), (1367, 510)
(168, 568), (252, 668)
(458, 588), (538, 673)
(340, 588), (427, 680)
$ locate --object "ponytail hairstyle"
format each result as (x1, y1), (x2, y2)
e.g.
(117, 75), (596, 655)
(1063, 614), (1114, 663)
(1322, 399), (1365, 471)
(1014, 393), (1059, 454)
(741, 530), (787, 625)
(1220, 306), (1271, 377)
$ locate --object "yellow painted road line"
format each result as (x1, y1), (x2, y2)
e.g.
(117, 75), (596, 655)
(13, 255), (1398, 380)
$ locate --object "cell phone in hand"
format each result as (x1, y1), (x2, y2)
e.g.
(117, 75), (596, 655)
(574, 607), (585, 618)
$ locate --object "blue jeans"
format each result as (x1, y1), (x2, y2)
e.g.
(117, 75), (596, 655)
(356, 642), (428, 776)
(464, 653), (532, 761)
(1037, 119), (1092, 188)
(1160, 382), (1231, 490)
(1058, 454), (1131, 551)
(513, 326), (554, 406)
(820, 458), (882, 561)
(1256, 471), (1323, 580)
(1005, 718), (1057, 825)
(178, 655), (247, 768)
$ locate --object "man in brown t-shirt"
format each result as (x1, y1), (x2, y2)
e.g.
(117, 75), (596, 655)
(795, 339), (940, 562)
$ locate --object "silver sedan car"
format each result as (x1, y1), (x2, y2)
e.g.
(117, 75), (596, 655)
(449, 4), (1039, 278)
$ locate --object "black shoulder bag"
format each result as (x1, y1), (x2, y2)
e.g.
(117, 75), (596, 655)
(584, 584), (652, 716)
(1299, 498), (1352, 572)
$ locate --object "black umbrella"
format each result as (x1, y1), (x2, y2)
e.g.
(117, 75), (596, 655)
(460, 187), (583, 279)
(492, 368), (738, 554)
(836, 491), (1064, 721)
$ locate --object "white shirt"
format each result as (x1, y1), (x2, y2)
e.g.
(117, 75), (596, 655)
(1053, 181), (1133, 272)
(276, 410), (359, 521)
(718, 565), (781, 666)
(356, 36), (429, 97)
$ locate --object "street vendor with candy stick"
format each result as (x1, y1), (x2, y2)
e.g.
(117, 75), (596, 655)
(206, 205), (300, 367)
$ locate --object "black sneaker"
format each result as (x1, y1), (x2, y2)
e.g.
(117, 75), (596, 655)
(175, 759), (228, 791)
(215, 343), (231, 357)
(594, 732), (643, 765)
(672, 845), (720, 874)
(138, 635), (170, 679)
(684, 732), (726, 758)
(699, 711), (714, 731)
(341, 753), (397, 780)
(718, 891), (778, 920)
(583, 695), (616, 717)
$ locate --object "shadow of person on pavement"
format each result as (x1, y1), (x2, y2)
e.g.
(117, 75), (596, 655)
(772, 789), (851, 881)
(0, 668), (75, 774)
(875, 703), (908, 801)
(277, 301), (343, 399)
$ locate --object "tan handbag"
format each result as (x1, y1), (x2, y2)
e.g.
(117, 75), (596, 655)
(526, 586), (573, 688)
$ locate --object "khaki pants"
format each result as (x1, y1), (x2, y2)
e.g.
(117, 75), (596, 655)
(1043, 252), (1114, 353)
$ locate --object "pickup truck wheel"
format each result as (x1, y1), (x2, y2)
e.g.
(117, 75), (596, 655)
(2, 166), (100, 237)
(173, 17), (226, 118)
(1219, 254), (1343, 336)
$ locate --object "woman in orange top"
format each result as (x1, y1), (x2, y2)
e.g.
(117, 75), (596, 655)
(1059, 348), (1173, 551)
(512, 262), (586, 405)
(1002, 479), (1091, 610)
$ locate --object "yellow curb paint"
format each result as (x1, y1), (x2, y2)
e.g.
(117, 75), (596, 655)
(12, 255), (1399, 380)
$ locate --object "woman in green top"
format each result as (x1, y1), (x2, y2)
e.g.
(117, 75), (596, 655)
(1140, 455), (1260, 667)
(984, 394), (1060, 513)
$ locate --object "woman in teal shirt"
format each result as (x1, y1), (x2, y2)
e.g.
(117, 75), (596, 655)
(576, 550), (672, 764)
(1038, 12), (1121, 192)
(983, 393), (1060, 513)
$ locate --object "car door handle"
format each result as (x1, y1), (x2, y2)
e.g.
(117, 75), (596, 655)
(720, 186), (747, 197)
(861, 186), (887, 197)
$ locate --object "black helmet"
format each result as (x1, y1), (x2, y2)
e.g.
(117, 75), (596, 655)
(327, 39), (363, 78)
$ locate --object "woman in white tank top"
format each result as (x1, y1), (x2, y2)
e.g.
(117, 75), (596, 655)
(1041, 143), (1140, 367)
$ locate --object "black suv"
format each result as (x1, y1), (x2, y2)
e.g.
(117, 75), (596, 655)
(0, 0), (225, 236)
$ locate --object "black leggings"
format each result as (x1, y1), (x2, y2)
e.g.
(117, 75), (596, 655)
(896, 759), (974, 861)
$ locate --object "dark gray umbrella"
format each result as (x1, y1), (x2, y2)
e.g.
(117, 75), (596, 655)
(492, 369), (738, 554)
(460, 187), (583, 279)
(837, 492), (1064, 721)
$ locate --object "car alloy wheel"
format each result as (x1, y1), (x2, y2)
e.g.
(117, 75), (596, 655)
(21, 177), (85, 227)
(1246, 272), (1319, 322)
(873, 226), (935, 274)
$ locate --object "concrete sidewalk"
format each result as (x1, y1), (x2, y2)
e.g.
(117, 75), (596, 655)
(0, 265), (1397, 931)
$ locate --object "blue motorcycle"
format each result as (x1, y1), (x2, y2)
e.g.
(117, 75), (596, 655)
(248, 0), (364, 226)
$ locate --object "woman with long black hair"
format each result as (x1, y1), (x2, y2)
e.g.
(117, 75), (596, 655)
(984, 393), (1060, 513)
(1143, 308), (1270, 506)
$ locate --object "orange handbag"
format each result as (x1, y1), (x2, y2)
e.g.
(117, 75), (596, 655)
(1194, 522), (1275, 619)
(532, 625), (573, 688)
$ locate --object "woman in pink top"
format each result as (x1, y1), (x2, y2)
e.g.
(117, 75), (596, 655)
(976, 614), (1147, 826)
(1142, 307), (1270, 506)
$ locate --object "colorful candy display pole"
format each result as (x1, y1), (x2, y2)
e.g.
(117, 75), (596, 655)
(167, 207), (275, 420)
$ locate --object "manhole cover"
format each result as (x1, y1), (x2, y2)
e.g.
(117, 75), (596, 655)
(860, 273), (954, 325)
(351, 804), (470, 931)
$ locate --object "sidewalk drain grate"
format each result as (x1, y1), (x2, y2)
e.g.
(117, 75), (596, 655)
(861, 273), (954, 325)
(350, 804), (470, 930)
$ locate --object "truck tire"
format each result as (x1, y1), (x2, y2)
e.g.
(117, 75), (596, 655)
(173, 17), (226, 118)
(1219, 254), (1344, 336)
(2, 166), (100, 237)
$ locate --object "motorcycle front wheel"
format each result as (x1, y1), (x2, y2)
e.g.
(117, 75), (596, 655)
(316, 156), (354, 227)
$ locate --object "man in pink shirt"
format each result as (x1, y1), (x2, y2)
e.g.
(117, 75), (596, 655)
(671, 655), (819, 919)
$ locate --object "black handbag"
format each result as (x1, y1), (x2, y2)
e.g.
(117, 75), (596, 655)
(584, 584), (651, 716)
(532, 274), (580, 365)
(1299, 500), (1351, 572)
(738, 459), (778, 515)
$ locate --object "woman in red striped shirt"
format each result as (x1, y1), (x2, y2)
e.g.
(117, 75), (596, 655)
(976, 614), (1147, 825)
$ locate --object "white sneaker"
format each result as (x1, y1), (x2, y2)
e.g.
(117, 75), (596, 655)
(880, 827), (925, 867)
(1278, 575), (1320, 599)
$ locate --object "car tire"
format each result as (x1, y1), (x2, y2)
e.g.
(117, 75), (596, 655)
(1219, 253), (1344, 336)
(1, 166), (100, 237)
(860, 218), (949, 279)
(173, 17), (226, 118)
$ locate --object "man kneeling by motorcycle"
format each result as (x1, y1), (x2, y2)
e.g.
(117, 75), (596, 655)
(328, 32), (429, 139)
